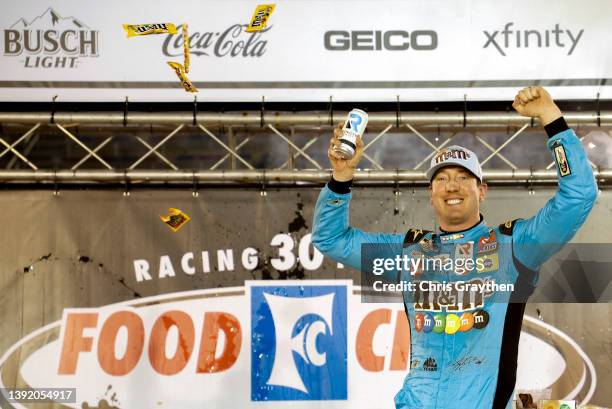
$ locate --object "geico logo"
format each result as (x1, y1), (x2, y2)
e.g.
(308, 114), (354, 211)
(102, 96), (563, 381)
(58, 310), (241, 376)
(355, 309), (409, 372)
(324, 30), (438, 51)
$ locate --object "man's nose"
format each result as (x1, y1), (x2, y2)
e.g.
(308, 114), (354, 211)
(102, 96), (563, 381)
(445, 180), (460, 191)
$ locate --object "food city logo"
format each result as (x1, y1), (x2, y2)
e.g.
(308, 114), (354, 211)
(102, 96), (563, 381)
(3, 7), (99, 68)
(324, 29), (438, 51)
(0, 283), (588, 407)
(162, 24), (269, 58)
(251, 285), (347, 400)
(0, 281), (417, 408)
(482, 22), (584, 56)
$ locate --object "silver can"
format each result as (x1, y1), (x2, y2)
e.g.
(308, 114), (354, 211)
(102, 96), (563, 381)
(335, 109), (368, 160)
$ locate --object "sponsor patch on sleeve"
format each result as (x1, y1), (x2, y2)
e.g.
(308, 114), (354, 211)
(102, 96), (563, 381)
(552, 141), (572, 177)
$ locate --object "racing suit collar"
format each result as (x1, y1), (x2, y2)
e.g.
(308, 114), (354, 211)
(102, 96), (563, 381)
(437, 214), (486, 242)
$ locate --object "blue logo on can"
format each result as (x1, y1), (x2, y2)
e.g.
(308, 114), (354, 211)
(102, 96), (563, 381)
(251, 284), (348, 401)
(345, 109), (368, 135)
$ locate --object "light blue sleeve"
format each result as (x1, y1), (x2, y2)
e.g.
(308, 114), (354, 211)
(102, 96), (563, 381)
(311, 185), (404, 274)
(512, 128), (598, 270)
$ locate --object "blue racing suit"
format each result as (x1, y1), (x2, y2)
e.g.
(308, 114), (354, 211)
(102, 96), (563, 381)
(312, 118), (597, 409)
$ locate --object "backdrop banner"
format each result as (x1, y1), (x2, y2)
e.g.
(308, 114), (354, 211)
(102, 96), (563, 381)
(1, 0), (611, 102)
(0, 189), (611, 408)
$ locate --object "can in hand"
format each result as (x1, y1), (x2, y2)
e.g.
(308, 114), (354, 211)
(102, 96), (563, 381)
(335, 109), (368, 160)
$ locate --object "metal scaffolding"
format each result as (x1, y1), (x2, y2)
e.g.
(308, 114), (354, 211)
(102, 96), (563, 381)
(1, 110), (611, 126)
(0, 110), (610, 187)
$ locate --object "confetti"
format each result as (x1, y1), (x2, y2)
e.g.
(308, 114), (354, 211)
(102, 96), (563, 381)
(160, 208), (191, 232)
(167, 61), (198, 93)
(246, 4), (276, 33)
(122, 23), (178, 37)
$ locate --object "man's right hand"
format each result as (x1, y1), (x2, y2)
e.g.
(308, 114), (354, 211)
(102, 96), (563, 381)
(328, 122), (364, 182)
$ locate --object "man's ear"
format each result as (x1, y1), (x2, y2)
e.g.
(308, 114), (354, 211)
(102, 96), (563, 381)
(428, 185), (433, 206)
(479, 182), (488, 202)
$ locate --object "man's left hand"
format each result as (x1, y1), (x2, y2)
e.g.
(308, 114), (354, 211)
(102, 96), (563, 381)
(512, 86), (563, 126)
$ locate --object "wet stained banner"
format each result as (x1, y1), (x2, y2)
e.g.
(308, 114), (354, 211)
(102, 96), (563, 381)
(0, 188), (611, 408)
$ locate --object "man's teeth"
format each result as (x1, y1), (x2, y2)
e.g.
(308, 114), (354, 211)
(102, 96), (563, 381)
(445, 199), (463, 205)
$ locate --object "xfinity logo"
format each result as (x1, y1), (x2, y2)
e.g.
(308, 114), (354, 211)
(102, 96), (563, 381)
(251, 284), (347, 401)
(3, 7), (98, 68)
(324, 30), (437, 51)
(483, 22), (584, 56)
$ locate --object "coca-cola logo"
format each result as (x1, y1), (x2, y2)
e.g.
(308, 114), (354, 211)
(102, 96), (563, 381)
(162, 24), (269, 58)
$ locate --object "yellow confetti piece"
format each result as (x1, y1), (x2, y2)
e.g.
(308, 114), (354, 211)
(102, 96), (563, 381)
(182, 24), (190, 73)
(123, 23), (178, 37)
(160, 208), (191, 232)
(167, 61), (199, 93)
(246, 4), (276, 33)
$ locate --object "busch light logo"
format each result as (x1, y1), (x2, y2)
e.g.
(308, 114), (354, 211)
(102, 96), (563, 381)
(251, 284), (347, 401)
(3, 7), (99, 69)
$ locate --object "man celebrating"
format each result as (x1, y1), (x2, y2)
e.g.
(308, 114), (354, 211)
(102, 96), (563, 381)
(312, 87), (597, 409)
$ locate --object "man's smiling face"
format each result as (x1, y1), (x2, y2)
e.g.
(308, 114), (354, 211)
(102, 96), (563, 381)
(429, 166), (487, 231)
